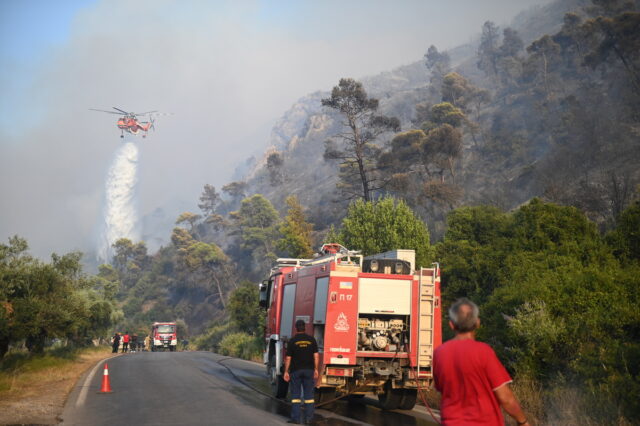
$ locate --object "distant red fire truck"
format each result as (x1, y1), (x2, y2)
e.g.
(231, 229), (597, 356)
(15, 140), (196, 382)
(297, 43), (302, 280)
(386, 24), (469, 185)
(259, 244), (441, 410)
(150, 322), (177, 352)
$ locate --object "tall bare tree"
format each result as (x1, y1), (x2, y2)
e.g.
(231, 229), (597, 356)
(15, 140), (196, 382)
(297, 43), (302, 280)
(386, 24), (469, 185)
(322, 78), (400, 201)
(477, 21), (501, 82)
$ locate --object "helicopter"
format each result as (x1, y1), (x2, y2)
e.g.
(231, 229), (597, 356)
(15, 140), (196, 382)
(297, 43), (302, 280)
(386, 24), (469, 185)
(89, 107), (158, 138)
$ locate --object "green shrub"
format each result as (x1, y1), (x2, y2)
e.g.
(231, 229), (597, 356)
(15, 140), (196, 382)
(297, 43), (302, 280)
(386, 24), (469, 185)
(438, 199), (640, 420)
(339, 197), (433, 268)
(218, 332), (262, 360)
(192, 322), (233, 352)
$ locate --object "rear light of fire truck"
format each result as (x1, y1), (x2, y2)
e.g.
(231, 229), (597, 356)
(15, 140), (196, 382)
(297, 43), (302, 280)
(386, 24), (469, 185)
(407, 369), (431, 379)
(326, 367), (354, 377)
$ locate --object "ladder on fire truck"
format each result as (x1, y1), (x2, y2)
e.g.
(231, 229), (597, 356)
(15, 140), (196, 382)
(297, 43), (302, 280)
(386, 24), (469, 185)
(416, 266), (437, 376)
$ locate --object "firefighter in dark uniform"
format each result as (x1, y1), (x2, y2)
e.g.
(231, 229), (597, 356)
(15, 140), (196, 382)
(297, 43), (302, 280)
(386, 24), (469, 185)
(284, 319), (319, 424)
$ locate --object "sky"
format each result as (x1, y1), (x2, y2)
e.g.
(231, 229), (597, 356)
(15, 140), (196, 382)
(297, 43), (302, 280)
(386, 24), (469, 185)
(0, 0), (552, 261)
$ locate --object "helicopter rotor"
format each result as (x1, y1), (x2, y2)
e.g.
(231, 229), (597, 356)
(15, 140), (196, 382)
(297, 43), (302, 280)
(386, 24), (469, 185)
(112, 107), (129, 115)
(89, 108), (121, 115)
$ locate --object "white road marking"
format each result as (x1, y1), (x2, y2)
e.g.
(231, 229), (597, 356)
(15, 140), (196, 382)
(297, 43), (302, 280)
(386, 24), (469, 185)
(75, 357), (116, 407)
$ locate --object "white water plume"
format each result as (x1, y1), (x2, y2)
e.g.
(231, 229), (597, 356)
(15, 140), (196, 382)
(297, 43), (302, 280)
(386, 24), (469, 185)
(98, 142), (140, 263)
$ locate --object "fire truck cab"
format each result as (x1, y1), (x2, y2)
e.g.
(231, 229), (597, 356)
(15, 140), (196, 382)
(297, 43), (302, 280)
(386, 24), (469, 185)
(259, 244), (441, 410)
(150, 322), (178, 352)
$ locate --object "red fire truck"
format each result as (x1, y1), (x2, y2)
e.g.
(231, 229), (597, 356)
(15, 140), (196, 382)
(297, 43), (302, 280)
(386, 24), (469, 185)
(259, 244), (441, 410)
(150, 322), (178, 352)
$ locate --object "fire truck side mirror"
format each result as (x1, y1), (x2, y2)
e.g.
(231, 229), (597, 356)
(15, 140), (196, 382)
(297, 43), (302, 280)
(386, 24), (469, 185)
(259, 280), (269, 308)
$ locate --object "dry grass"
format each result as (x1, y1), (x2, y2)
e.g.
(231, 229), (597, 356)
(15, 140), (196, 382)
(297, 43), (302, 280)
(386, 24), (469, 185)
(0, 345), (115, 424)
(511, 376), (545, 425)
(542, 386), (633, 426)
(511, 379), (633, 426)
(419, 377), (632, 426)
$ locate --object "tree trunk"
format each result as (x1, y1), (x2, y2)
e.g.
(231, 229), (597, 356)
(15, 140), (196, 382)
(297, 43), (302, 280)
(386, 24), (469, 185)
(211, 275), (226, 309)
(448, 157), (457, 184)
(26, 332), (46, 354)
(358, 157), (370, 202)
(351, 118), (370, 201)
(0, 336), (9, 359)
(612, 44), (640, 95)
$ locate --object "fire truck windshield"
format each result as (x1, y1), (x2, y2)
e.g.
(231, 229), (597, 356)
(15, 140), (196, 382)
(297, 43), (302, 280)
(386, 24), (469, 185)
(157, 325), (175, 333)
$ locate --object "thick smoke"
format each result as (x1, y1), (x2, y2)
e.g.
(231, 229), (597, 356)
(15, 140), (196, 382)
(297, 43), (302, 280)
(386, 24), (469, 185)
(98, 141), (140, 263)
(0, 0), (554, 260)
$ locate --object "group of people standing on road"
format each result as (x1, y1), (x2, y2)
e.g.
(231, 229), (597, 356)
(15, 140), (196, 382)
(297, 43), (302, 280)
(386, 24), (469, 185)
(111, 331), (144, 353)
(283, 299), (529, 426)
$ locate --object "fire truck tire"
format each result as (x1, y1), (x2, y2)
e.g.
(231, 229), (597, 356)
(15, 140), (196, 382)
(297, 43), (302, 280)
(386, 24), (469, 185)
(315, 387), (337, 409)
(399, 389), (417, 410)
(170, 346), (176, 352)
(268, 357), (288, 399)
(378, 382), (402, 410)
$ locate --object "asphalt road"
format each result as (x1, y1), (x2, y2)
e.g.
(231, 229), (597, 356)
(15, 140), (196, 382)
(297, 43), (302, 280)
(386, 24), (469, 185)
(61, 351), (439, 426)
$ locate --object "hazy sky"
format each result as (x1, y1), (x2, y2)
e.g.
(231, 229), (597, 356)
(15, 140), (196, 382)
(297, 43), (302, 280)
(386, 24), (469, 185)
(0, 0), (552, 259)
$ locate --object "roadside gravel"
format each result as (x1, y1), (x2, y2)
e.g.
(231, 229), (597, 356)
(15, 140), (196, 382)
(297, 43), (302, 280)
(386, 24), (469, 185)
(0, 348), (117, 425)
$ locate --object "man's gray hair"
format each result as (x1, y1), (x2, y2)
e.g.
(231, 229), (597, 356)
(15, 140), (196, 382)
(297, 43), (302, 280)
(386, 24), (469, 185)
(449, 298), (480, 332)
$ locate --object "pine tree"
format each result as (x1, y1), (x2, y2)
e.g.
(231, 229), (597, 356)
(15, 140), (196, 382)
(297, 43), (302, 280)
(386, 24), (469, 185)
(277, 196), (314, 258)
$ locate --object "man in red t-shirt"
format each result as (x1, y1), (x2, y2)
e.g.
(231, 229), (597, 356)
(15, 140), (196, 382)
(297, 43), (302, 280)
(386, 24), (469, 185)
(122, 332), (130, 353)
(433, 298), (529, 426)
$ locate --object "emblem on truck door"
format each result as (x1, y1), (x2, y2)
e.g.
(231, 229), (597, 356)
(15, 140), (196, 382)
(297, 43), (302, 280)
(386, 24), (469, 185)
(334, 312), (350, 332)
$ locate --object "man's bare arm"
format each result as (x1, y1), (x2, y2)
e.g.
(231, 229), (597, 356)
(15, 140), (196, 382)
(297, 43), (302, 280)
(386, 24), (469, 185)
(283, 356), (292, 382)
(313, 352), (320, 379)
(494, 383), (529, 425)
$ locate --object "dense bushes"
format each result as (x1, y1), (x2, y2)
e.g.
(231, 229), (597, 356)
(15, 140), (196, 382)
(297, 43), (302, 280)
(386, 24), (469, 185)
(193, 282), (263, 361)
(0, 237), (117, 358)
(218, 333), (262, 360)
(436, 198), (640, 420)
(337, 197), (433, 267)
(190, 322), (229, 350)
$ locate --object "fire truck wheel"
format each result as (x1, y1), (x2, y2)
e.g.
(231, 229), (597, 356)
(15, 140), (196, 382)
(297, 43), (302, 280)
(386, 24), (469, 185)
(170, 346), (176, 352)
(315, 387), (337, 409)
(378, 381), (402, 410)
(399, 389), (417, 410)
(268, 358), (288, 399)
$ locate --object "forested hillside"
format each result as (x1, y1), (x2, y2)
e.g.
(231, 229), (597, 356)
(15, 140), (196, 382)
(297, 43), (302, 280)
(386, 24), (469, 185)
(2, 0), (638, 423)
(246, 0), (639, 239)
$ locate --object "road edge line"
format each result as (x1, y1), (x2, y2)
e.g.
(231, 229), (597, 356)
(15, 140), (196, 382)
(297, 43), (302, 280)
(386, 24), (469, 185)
(75, 354), (122, 407)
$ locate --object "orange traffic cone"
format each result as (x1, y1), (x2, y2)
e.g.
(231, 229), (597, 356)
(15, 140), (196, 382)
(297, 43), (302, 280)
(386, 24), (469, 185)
(99, 363), (112, 393)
